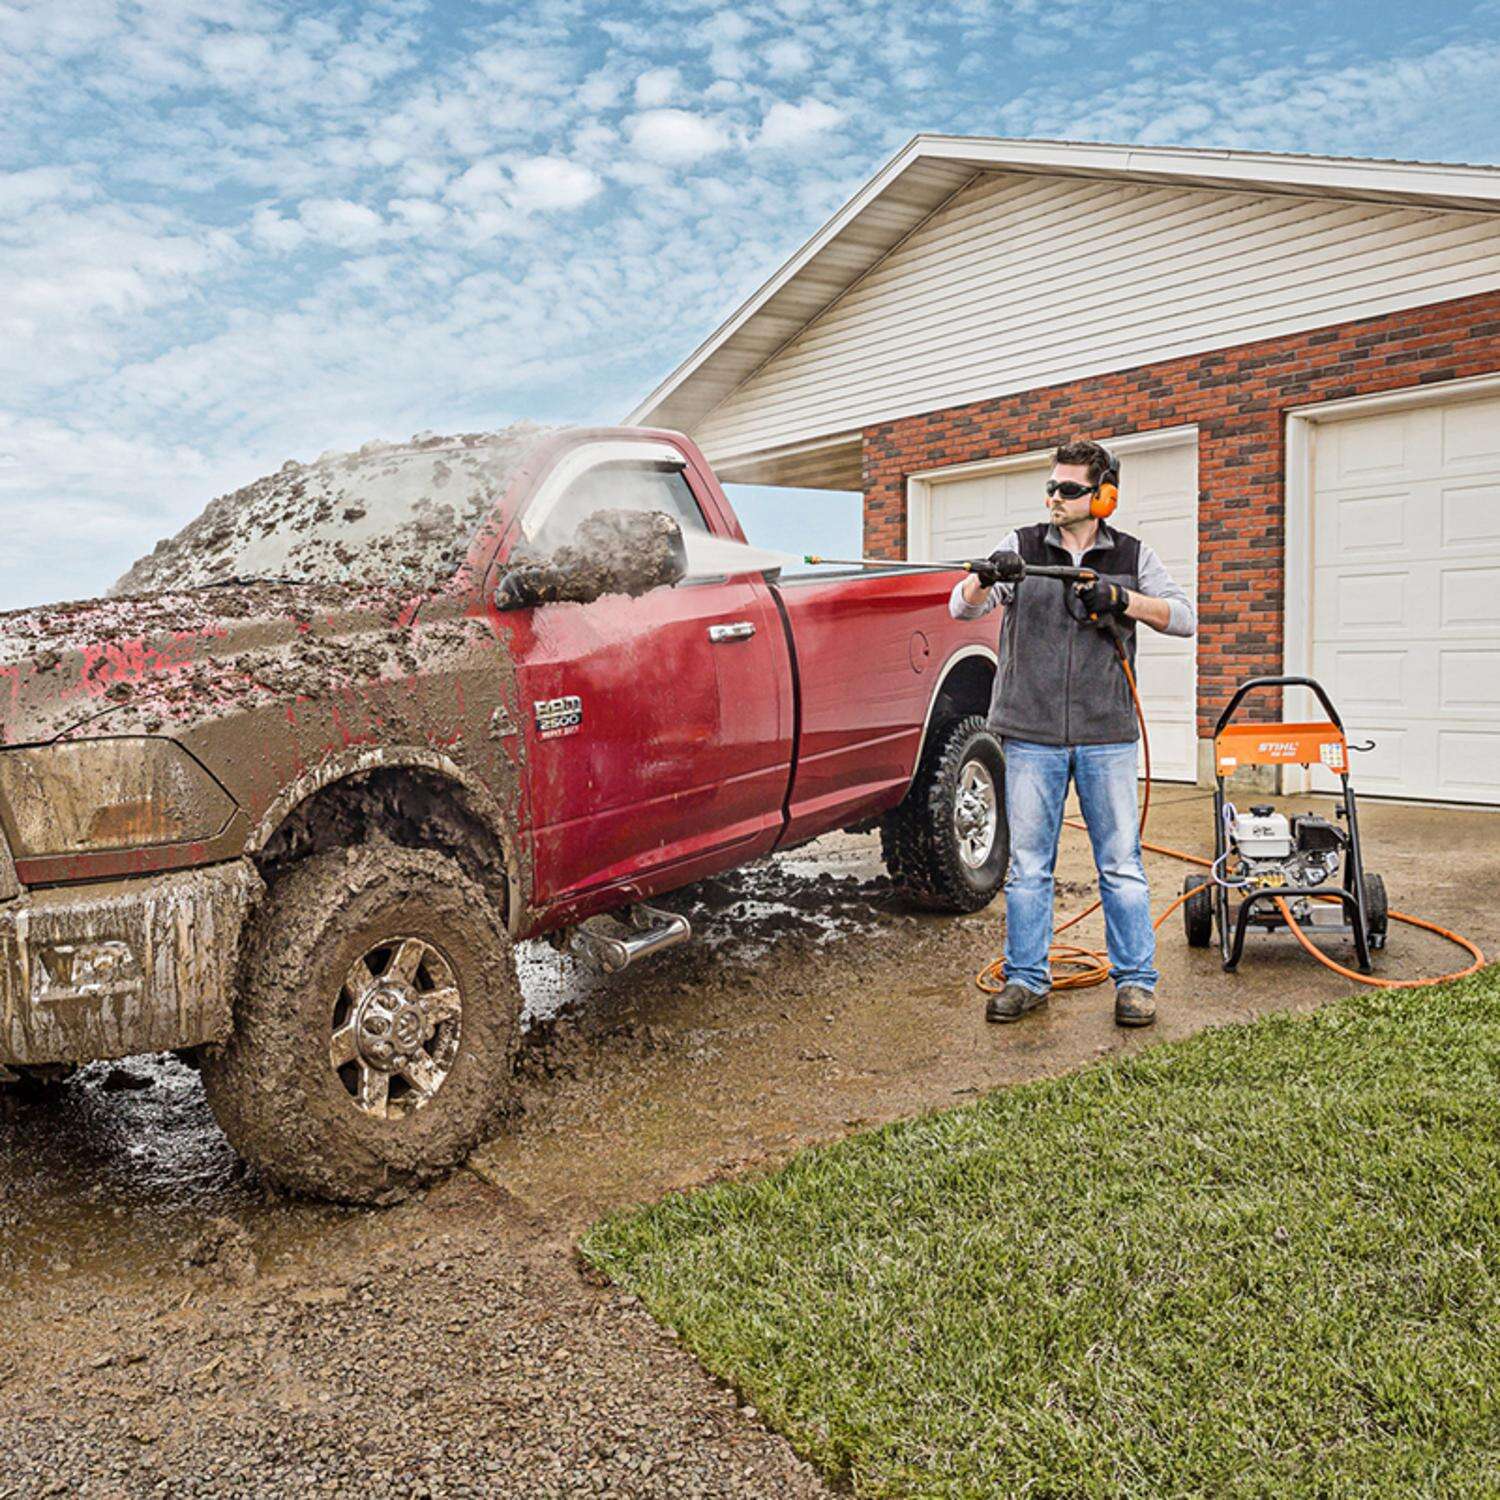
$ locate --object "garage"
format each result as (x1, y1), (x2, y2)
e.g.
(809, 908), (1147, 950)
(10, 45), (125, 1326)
(631, 136), (1500, 803)
(909, 431), (1199, 782)
(1289, 382), (1500, 804)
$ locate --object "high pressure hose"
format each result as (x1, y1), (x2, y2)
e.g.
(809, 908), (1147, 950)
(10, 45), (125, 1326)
(976, 640), (1486, 996)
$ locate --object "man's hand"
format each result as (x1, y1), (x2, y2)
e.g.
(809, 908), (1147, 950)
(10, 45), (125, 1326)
(969, 549), (1024, 589)
(1075, 577), (1130, 619)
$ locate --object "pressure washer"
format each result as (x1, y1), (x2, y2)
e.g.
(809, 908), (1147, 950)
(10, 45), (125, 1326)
(806, 551), (1485, 992)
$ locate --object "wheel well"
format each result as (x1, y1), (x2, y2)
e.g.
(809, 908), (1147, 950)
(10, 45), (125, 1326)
(255, 768), (510, 919)
(929, 656), (995, 738)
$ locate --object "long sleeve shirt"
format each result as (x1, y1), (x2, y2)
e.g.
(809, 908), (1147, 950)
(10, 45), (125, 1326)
(947, 527), (1197, 637)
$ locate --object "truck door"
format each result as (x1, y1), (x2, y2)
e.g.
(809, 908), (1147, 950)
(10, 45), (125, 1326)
(491, 440), (793, 917)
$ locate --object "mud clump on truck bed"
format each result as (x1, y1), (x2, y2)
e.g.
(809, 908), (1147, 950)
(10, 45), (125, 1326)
(495, 509), (687, 608)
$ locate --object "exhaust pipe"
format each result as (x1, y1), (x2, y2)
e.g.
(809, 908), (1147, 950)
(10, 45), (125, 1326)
(570, 902), (692, 973)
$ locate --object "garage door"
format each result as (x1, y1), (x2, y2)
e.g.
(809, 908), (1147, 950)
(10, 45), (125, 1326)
(1306, 394), (1500, 804)
(916, 439), (1199, 782)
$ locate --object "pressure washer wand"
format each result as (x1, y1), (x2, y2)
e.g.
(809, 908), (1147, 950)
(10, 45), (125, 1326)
(801, 554), (1098, 585)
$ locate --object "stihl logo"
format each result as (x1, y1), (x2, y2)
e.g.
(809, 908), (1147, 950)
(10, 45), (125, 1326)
(1257, 741), (1300, 756)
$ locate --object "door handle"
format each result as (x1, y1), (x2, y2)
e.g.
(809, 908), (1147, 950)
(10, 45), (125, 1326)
(708, 621), (755, 643)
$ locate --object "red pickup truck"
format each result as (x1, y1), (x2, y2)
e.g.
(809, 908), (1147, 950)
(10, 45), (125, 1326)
(0, 426), (1005, 1202)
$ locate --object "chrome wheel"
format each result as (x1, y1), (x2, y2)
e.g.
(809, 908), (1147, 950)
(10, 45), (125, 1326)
(954, 760), (998, 870)
(329, 937), (463, 1120)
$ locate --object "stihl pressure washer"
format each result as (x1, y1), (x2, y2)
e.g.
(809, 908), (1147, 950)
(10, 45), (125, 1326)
(1182, 676), (1387, 972)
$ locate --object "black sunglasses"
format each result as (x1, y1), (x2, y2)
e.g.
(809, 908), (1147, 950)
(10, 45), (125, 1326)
(1045, 479), (1098, 500)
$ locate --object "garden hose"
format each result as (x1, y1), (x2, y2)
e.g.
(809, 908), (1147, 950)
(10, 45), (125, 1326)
(976, 642), (1485, 996)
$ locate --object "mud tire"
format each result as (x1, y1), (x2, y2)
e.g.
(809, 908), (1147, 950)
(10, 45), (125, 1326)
(1183, 873), (1213, 948)
(1362, 871), (1389, 952)
(881, 714), (1008, 913)
(202, 845), (521, 1206)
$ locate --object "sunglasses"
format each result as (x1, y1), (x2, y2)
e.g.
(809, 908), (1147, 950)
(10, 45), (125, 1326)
(1045, 480), (1098, 500)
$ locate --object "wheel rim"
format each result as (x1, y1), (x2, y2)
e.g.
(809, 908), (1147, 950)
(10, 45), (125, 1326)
(329, 936), (463, 1120)
(954, 760), (998, 870)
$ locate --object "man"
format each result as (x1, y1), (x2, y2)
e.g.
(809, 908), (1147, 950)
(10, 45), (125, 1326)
(950, 438), (1196, 1028)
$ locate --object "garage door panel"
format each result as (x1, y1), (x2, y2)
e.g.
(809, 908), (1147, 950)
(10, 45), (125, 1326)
(1439, 649), (1500, 712)
(1441, 482), (1500, 544)
(1439, 729), (1500, 796)
(1308, 395), (1500, 804)
(1440, 395), (1500, 468)
(1441, 566), (1500, 628)
(920, 440), (1199, 782)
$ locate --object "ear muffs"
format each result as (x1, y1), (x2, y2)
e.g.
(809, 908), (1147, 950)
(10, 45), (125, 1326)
(1090, 447), (1120, 519)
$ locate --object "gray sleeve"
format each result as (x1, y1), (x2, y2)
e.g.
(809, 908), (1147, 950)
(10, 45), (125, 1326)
(1135, 543), (1196, 638)
(948, 530), (1020, 620)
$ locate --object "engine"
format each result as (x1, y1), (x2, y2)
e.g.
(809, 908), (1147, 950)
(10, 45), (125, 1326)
(1227, 804), (1346, 891)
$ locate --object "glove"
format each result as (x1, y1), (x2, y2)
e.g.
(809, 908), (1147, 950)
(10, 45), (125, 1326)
(969, 549), (1025, 589)
(1075, 577), (1130, 619)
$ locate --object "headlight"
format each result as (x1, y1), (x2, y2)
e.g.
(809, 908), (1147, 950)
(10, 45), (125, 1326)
(0, 739), (236, 857)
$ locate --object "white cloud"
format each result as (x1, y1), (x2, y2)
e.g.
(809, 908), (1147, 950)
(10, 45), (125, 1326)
(756, 98), (844, 150)
(633, 66), (680, 106)
(250, 206), (309, 253)
(627, 108), (732, 164)
(508, 156), (604, 212)
(297, 197), (386, 247)
(763, 37), (813, 77)
(0, 166), (95, 215)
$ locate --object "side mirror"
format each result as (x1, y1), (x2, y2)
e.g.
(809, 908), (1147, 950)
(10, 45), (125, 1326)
(493, 508), (688, 610)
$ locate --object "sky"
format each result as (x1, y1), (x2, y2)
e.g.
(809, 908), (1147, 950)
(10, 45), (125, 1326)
(4, 0), (1500, 608)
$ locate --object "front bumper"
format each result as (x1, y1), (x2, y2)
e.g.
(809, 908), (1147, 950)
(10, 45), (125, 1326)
(0, 861), (262, 1066)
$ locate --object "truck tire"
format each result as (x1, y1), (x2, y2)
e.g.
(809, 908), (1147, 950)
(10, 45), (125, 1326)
(1182, 873), (1213, 948)
(1362, 872), (1389, 952)
(881, 715), (1008, 912)
(203, 845), (521, 1206)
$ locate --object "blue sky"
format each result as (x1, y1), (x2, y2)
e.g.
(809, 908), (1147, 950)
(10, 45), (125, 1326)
(3, 0), (1499, 607)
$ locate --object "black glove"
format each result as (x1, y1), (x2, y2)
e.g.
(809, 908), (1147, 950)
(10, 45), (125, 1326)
(969, 549), (1025, 589)
(1075, 577), (1130, 619)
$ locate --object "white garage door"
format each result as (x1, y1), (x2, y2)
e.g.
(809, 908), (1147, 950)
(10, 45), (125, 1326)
(1305, 394), (1500, 804)
(915, 439), (1199, 782)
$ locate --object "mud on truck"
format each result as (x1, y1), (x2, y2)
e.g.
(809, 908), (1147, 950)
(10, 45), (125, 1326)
(0, 427), (1006, 1203)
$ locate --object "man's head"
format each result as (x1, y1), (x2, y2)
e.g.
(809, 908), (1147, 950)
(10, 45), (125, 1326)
(1047, 438), (1117, 535)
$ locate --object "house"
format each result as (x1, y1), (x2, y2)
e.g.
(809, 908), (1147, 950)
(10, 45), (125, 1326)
(629, 135), (1500, 802)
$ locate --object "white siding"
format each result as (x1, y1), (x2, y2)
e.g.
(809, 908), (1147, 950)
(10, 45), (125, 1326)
(692, 172), (1500, 463)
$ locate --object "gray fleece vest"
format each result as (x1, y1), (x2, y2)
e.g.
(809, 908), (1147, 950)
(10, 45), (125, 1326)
(987, 521), (1143, 746)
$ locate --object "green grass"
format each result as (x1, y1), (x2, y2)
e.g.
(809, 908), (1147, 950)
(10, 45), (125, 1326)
(581, 974), (1500, 1498)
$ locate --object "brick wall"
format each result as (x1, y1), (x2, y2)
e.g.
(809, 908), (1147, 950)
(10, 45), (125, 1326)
(862, 288), (1500, 730)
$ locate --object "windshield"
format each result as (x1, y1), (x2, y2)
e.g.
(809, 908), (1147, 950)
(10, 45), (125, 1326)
(112, 425), (556, 596)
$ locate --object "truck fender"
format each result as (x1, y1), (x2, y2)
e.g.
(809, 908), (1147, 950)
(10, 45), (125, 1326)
(245, 746), (526, 931)
(907, 645), (997, 786)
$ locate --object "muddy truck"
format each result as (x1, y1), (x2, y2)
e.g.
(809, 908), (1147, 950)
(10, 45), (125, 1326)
(0, 426), (1005, 1203)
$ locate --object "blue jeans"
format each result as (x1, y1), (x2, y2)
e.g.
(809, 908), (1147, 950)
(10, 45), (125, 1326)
(1002, 739), (1158, 995)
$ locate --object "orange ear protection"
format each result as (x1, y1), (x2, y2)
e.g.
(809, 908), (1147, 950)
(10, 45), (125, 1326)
(1091, 445), (1120, 519)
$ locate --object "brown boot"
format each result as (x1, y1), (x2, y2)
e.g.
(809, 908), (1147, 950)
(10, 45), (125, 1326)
(986, 983), (1050, 1024)
(1114, 986), (1156, 1028)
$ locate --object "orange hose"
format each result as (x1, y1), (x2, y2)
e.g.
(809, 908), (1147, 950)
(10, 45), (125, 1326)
(977, 641), (1485, 996)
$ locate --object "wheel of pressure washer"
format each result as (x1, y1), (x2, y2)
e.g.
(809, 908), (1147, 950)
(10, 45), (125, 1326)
(1362, 872), (1389, 952)
(880, 714), (1008, 912)
(1182, 873), (1213, 948)
(202, 845), (522, 1206)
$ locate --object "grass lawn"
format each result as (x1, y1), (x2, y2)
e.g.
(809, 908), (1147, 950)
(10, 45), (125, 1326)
(582, 975), (1500, 1498)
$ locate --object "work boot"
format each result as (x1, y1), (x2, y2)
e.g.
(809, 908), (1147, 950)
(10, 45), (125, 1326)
(1114, 986), (1157, 1028)
(985, 983), (1050, 1024)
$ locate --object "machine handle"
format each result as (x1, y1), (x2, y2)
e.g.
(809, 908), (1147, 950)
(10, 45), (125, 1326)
(708, 621), (756, 643)
(1213, 675), (1345, 735)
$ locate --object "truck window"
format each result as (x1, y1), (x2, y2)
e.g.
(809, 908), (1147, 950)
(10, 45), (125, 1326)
(529, 462), (707, 551)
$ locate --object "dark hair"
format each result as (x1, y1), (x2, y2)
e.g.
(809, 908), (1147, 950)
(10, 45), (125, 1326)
(1052, 439), (1113, 487)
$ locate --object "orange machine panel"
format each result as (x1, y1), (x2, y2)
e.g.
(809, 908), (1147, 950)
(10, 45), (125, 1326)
(1215, 721), (1349, 776)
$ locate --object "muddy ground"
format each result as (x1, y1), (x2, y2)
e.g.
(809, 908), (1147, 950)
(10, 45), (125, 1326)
(3, 790), (1496, 1497)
